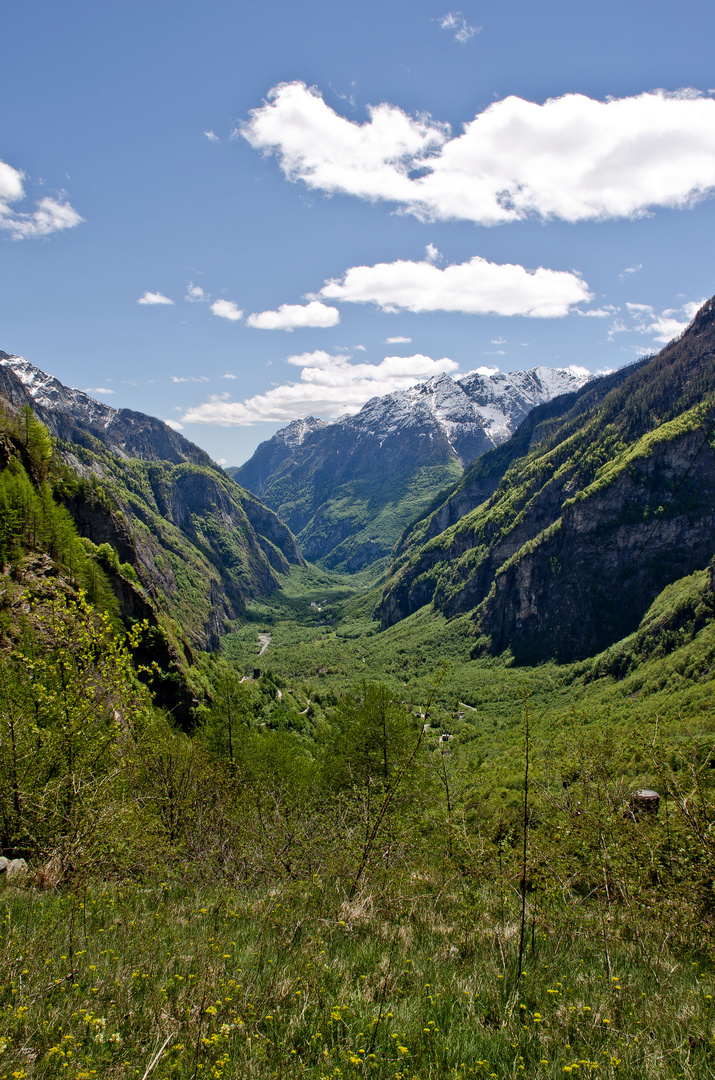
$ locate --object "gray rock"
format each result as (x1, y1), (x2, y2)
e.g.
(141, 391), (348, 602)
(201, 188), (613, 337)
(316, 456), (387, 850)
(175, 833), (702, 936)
(4, 859), (28, 883)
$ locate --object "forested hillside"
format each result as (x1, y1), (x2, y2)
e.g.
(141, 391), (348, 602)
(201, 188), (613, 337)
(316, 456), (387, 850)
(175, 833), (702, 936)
(379, 298), (715, 661)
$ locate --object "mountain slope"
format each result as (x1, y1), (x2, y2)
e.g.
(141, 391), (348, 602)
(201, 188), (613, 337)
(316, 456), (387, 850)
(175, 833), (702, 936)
(232, 366), (590, 572)
(378, 299), (715, 662)
(0, 355), (303, 649)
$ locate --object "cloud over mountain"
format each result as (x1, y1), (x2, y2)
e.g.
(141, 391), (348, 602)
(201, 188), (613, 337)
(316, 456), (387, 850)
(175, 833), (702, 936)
(181, 350), (457, 425)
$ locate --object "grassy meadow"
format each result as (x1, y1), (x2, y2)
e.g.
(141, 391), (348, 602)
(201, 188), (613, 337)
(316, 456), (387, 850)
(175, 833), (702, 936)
(2, 564), (715, 1078)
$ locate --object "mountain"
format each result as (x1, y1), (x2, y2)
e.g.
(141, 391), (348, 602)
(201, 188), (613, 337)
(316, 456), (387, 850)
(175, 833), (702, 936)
(378, 298), (715, 662)
(231, 365), (591, 572)
(0, 354), (303, 651)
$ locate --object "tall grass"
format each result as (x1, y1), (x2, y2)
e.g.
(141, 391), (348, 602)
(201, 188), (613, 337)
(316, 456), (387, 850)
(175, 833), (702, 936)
(0, 873), (713, 1080)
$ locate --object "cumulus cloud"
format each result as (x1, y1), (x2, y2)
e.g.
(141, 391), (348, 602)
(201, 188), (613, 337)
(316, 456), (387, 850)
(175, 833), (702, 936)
(609, 298), (704, 344)
(180, 350), (458, 426)
(0, 157), (84, 240)
(439, 12), (480, 43)
(204, 131), (219, 143)
(320, 253), (592, 317)
(186, 282), (209, 302)
(210, 299), (243, 321)
(386, 336), (412, 343)
(242, 83), (715, 225)
(241, 82), (448, 205)
(138, 291), (174, 305)
(466, 365), (499, 377)
(246, 299), (340, 330)
(165, 419), (184, 430)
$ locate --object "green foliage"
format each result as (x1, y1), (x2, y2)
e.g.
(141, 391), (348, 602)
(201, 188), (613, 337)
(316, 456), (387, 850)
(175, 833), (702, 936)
(0, 590), (151, 864)
(319, 681), (421, 792)
(0, 425), (120, 618)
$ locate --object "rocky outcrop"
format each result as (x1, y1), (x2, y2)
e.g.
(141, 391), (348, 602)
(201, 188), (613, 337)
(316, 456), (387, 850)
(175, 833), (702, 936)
(474, 428), (715, 662)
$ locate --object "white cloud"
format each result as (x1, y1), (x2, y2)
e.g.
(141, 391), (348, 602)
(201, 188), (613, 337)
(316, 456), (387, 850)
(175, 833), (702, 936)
(210, 299), (243, 321)
(241, 82), (449, 205)
(221, 373), (237, 379)
(0, 160), (24, 203)
(84, 387), (114, 395)
(180, 350), (458, 425)
(425, 242), (441, 263)
(138, 291), (175, 305)
(320, 253), (592, 317)
(385, 336), (412, 343)
(620, 263), (643, 278)
(171, 375), (209, 383)
(609, 297), (704, 343)
(466, 365), (499, 377)
(0, 157), (84, 240)
(242, 83), (715, 225)
(165, 419), (184, 430)
(491, 336), (506, 344)
(186, 282), (209, 302)
(577, 307), (614, 317)
(204, 131), (219, 143)
(439, 12), (481, 43)
(246, 300), (340, 330)
(682, 299), (705, 320)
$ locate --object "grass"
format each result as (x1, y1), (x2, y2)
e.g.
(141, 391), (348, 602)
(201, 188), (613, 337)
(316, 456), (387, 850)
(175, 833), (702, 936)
(1, 875), (714, 1080)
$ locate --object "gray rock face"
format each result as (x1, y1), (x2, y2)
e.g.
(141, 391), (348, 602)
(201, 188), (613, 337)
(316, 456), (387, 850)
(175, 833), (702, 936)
(0, 858), (29, 883)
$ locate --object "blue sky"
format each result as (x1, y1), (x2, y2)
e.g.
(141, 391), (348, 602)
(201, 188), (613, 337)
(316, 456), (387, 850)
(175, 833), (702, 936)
(2, 0), (715, 465)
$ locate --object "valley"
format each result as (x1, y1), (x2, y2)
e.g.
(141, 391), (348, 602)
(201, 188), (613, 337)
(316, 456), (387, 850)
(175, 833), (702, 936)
(0, 302), (714, 1079)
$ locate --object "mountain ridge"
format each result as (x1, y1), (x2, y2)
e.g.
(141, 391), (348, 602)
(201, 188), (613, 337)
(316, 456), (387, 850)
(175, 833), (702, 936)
(0, 354), (304, 651)
(377, 298), (715, 662)
(232, 364), (592, 572)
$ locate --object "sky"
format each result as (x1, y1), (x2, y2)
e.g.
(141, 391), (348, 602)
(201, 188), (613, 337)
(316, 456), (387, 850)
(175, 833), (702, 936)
(2, 1), (715, 466)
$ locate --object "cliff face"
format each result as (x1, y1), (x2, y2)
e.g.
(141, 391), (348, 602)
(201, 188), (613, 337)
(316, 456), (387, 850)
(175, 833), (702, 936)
(233, 366), (591, 572)
(475, 425), (715, 662)
(0, 356), (303, 650)
(378, 297), (715, 662)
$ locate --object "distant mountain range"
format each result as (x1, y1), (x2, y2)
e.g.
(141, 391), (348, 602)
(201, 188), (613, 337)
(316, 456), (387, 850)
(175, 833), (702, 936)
(231, 366), (591, 571)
